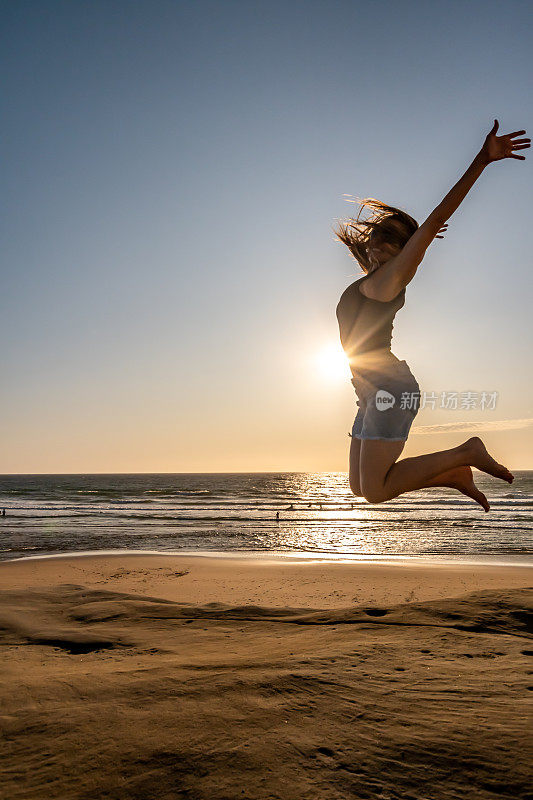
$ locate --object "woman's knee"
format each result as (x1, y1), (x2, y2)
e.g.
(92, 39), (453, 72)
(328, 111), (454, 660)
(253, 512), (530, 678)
(360, 482), (390, 504)
(363, 490), (387, 504)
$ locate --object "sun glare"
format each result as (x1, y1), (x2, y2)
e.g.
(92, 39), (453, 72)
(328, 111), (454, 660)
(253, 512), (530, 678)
(315, 342), (350, 383)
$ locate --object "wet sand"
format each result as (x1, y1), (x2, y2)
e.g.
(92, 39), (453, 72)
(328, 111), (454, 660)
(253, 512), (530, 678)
(1, 553), (531, 799)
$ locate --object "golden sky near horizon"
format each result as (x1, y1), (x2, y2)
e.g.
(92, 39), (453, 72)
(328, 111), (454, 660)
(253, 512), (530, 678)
(2, 332), (532, 473)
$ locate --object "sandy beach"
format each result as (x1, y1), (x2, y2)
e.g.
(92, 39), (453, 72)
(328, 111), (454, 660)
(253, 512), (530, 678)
(1, 553), (532, 799)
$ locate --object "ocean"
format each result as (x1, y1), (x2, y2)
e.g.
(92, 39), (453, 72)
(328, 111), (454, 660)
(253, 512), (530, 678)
(0, 472), (531, 564)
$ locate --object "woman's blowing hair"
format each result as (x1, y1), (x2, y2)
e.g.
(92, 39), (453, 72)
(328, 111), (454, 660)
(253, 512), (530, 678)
(333, 197), (419, 273)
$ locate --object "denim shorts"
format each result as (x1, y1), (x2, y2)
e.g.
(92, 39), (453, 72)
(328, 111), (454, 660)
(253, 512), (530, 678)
(350, 359), (421, 442)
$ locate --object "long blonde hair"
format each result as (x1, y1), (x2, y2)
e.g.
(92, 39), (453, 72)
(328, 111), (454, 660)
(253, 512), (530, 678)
(333, 197), (418, 273)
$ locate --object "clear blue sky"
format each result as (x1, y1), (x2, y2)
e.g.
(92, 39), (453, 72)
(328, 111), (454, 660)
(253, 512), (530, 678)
(2, 0), (532, 472)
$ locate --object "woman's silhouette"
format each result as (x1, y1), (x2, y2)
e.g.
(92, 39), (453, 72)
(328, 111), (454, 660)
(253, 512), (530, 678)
(335, 120), (530, 511)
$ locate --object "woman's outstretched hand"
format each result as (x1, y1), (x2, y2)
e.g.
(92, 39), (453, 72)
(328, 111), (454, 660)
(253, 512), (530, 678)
(479, 120), (531, 164)
(435, 223), (448, 239)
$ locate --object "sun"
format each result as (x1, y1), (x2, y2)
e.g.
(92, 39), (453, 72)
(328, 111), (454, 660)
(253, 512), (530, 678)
(314, 342), (350, 383)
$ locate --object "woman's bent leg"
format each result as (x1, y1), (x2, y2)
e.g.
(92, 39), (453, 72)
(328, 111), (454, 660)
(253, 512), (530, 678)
(360, 436), (513, 504)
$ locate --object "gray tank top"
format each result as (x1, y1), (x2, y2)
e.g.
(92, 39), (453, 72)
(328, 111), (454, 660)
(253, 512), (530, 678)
(336, 274), (406, 372)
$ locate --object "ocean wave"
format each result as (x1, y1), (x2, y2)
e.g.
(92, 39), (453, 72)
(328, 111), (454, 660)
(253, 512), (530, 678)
(1, 472), (532, 562)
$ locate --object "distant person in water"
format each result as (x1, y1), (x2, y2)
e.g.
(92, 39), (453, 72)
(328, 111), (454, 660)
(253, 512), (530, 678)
(335, 120), (529, 513)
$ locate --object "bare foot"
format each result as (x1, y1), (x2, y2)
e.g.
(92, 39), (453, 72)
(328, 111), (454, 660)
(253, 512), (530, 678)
(441, 466), (490, 512)
(462, 437), (514, 484)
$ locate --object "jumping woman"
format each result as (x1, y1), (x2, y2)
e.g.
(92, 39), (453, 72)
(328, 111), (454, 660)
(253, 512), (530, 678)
(335, 120), (530, 511)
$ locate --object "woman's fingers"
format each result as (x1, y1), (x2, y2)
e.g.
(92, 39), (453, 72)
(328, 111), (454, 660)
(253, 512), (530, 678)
(507, 129), (526, 137)
(509, 154), (526, 160)
(511, 143), (530, 150)
(490, 119), (499, 135)
(509, 137), (530, 144)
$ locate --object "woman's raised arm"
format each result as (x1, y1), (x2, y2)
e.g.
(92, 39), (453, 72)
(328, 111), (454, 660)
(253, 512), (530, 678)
(365, 120), (530, 301)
